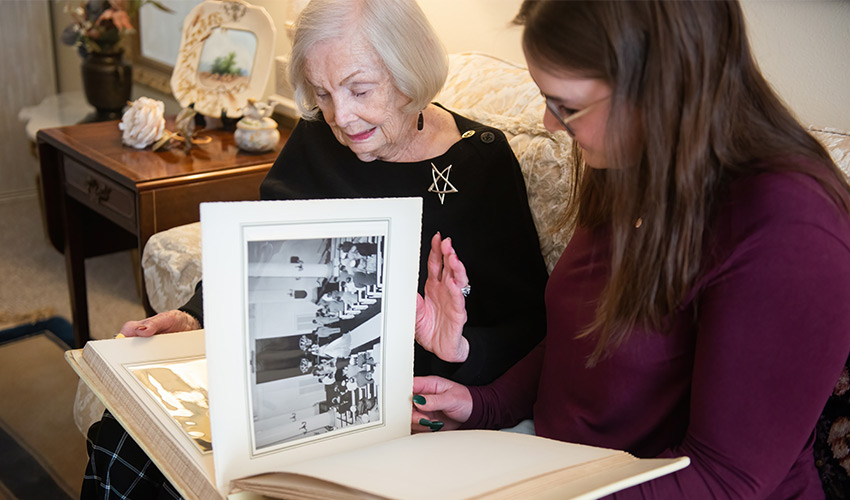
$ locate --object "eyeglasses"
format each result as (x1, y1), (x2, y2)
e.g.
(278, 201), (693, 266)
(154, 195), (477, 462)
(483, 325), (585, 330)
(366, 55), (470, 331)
(543, 95), (609, 137)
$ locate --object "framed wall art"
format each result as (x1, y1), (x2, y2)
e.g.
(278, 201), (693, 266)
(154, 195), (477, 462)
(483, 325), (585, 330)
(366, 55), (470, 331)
(170, 0), (275, 118)
(131, 0), (203, 95)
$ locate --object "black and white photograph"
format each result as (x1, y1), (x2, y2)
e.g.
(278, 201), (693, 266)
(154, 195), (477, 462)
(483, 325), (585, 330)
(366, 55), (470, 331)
(246, 235), (386, 450)
(202, 198), (420, 485)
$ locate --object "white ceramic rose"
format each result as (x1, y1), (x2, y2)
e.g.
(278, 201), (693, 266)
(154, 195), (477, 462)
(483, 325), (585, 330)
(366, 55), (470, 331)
(119, 97), (166, 149)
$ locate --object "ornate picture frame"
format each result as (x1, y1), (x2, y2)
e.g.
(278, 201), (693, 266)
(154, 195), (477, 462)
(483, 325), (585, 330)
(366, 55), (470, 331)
(131, 0), (203, 95)
(170, 0), (275, 118)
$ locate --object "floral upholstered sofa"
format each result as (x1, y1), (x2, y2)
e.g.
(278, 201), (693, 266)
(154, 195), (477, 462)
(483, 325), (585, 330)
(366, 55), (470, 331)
(142, 52), (850, 311)
(137, 52), (850, 497)
(142, 52), (576, 314)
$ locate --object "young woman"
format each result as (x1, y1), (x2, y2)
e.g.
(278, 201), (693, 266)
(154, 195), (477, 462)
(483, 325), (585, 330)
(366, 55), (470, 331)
(412, 1), (850, 497)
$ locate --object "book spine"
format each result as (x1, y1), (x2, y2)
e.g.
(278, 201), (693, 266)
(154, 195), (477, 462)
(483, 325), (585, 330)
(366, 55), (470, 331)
(82, 346), (223, 500)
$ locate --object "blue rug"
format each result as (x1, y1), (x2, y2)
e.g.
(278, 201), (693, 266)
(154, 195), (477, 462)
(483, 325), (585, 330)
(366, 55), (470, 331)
(0, 326), (81, 499)
(0, 316), (74, 349)
(0, 424), (75, 500)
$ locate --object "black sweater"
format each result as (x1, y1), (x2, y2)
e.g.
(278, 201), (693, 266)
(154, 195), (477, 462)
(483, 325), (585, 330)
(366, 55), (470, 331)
(182, 107), (548, 385)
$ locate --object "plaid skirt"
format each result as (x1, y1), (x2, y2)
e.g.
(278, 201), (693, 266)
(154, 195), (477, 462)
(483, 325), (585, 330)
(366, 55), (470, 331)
(81, 410), (182, 499)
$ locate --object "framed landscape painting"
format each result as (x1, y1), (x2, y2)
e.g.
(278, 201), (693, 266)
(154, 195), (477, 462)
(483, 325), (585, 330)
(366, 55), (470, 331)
(170, 0), (276, 118)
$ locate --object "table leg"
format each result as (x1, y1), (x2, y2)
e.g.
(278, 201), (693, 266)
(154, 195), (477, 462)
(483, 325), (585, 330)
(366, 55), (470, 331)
(137, 225), (158, 317)
(62, 197), (91, 348)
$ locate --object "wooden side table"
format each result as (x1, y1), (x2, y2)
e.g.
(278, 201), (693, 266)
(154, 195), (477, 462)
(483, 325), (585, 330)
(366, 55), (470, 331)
(38, 119), (291, 347)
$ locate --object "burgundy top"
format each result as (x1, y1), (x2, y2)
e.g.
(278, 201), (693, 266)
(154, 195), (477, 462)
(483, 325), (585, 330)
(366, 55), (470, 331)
(466, 163), (850, 498)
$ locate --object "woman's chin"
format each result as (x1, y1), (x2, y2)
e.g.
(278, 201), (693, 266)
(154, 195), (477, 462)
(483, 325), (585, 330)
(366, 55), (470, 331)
(353, 151), (379, 162)
(582, 151), (607, 169)
(335, 137), (378, 162)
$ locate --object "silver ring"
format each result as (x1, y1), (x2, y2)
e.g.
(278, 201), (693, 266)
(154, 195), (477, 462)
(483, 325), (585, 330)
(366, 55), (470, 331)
(461, 284), (471, 298)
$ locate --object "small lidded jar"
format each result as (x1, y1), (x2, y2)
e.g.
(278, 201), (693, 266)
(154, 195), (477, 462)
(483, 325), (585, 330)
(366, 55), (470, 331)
(234, 98), (280, 153)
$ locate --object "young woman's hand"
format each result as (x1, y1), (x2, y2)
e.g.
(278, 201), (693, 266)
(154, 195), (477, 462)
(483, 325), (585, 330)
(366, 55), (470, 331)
(411, 375), (473, 433)
(119, 310), (200, 337)
(415, 232), (470, 362)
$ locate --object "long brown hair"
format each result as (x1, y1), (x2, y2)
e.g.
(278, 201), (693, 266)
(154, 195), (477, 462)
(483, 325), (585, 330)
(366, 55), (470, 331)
(516, 0), (849, 364)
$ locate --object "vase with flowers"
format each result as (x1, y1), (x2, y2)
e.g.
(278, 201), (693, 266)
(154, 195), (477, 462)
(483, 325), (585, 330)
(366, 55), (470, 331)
(62, 0), (172, 120)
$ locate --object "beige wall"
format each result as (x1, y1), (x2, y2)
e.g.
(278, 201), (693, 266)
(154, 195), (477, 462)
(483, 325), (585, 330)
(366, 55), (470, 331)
(741, 0), (850, 130)
(44, 0), (850, 132)
(7, 1), (843, 199)
(51, 1), (79, 95)
(1, 0), (56, 199)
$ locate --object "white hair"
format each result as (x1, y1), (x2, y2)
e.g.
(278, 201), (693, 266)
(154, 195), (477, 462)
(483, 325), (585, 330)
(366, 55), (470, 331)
(289, 0), (448, 120)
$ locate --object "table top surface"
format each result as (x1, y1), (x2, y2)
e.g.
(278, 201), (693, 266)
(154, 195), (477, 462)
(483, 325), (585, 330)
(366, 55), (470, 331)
(18, 91), (94, 141)
(37, 118), (290, 188)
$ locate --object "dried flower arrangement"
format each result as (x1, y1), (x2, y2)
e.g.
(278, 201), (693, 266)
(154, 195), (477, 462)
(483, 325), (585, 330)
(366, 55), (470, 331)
(61, 0), (172, 57)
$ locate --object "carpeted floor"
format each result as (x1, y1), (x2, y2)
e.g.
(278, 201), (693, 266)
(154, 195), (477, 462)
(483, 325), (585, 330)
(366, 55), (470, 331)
(0, 195), (146, 340)
(0, 194), (147, 499)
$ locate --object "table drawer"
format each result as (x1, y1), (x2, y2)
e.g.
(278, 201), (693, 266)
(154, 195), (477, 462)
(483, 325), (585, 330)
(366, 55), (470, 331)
(63, 156), (137, 230)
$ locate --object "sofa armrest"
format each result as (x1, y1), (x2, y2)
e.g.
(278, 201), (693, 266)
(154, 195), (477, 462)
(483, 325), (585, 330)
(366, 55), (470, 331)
(142, 222), (202, 313)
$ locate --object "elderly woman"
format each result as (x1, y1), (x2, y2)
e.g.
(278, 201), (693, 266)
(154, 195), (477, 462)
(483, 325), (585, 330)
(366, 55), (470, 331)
(82, 0), (548, 497)
(121, 0), (547, 384)
(250, 0), (549, 379)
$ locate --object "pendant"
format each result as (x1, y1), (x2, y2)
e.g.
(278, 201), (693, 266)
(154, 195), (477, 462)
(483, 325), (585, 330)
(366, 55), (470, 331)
(428, 162), (458, 205)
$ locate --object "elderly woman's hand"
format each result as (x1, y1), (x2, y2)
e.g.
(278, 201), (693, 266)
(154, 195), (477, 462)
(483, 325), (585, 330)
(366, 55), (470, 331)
(411, 375), (473, 433)
(119, 310), (200, 338)
(415, 233), (470, 362)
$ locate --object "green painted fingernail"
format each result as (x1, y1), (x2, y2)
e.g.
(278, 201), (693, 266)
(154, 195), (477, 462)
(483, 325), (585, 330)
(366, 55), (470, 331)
(413, 395), (426, 405)
(429, 420), (444, 432)
(419, 418), (432, 427)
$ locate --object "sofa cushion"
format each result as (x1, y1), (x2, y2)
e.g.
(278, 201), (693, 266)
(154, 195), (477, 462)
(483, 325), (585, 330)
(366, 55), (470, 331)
(810, 126), (850, 178)
(438, 52), (575, 273)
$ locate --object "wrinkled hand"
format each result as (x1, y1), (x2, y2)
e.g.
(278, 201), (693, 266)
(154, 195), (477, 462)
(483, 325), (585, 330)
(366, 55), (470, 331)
(415, 233), (469, 362)
(411, 375), (473, 433)
(119, 310), (200, 338)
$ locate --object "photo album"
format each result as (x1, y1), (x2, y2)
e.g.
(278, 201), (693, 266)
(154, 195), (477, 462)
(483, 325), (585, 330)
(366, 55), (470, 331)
(66, 197), (689, 500)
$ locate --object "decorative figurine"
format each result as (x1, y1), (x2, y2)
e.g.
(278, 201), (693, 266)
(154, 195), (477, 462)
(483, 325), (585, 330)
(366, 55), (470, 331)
(119, 97), (166, 149)
(234, 98), (280, 153)
(152, 103), (210, 153)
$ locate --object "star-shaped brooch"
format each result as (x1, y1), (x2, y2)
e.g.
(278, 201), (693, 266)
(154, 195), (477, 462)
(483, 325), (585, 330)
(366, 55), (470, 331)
(428, 162), (458, 205)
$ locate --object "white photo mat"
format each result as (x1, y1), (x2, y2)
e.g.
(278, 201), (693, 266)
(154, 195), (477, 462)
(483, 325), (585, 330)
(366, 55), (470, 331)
(201, 198), (422, 496)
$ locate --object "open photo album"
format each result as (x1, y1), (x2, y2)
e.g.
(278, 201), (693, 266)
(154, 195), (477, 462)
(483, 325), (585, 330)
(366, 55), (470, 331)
(66, 197), (689, 500)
